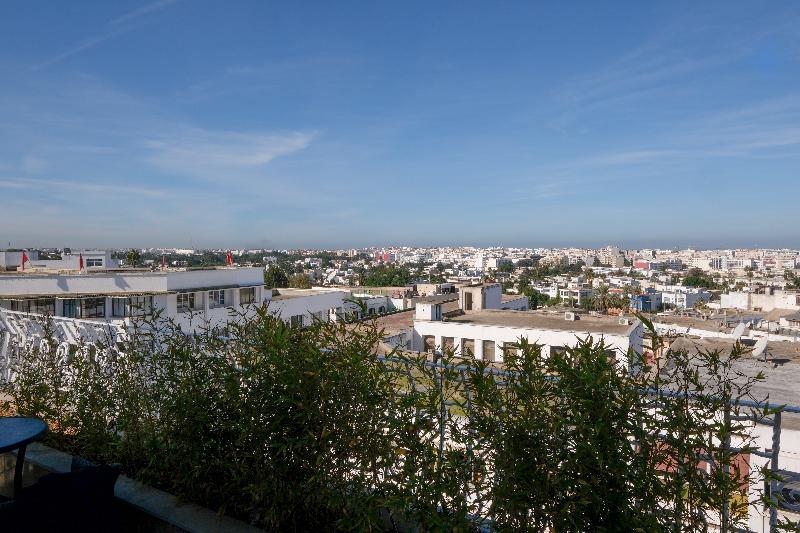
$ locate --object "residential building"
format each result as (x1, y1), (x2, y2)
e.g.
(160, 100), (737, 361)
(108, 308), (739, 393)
(0, 267), (349, 333)
(413, 304), (644, 363)
(630, 289), (663, 312)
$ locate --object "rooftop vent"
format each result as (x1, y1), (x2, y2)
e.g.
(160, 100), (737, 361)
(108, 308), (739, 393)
(564, 312), (577, 321)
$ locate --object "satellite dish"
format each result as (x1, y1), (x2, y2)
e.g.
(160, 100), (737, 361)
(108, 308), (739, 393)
(752, 337), (768, 359)
(732, 323), (746, 340)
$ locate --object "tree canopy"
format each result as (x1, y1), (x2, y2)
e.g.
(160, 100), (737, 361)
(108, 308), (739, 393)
(264, 264), (289, 288)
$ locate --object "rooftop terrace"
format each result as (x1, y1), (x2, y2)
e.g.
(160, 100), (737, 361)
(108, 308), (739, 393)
(443, 309), (636, 335)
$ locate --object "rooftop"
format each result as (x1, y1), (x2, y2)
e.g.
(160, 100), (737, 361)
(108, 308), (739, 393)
(441, 310), (636, 335)
(270, 288), (346, 301)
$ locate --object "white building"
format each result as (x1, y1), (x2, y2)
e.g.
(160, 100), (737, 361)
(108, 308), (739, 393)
(458, 283), (528, 312)
(413, 305), (643, 363)
(659, 287), (712, 309)
(0, 250), (40, 270)
(0, 267), (349, 333)
(23, 250), (119, 271)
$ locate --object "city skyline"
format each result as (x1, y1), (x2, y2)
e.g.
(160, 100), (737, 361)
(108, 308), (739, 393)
(2, 1), (799, 248)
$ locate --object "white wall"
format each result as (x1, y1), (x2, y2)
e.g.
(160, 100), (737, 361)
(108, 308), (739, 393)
(267, 290), (348, 327)
(412, 319), (637, 362)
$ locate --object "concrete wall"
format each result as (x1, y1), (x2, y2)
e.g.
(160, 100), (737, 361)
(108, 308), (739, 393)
(721, 291), (800, 312)
(267, 290), (348, 327)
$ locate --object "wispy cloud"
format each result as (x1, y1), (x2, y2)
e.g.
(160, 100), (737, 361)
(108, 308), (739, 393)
(110, 0), (181, 26)
(145, 129), (317, 179)
(0, 176), (166, 197)
(30, 0), (181, 71)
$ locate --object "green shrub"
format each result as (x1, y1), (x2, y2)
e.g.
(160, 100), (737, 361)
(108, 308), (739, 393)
(0, 309), (785, 532)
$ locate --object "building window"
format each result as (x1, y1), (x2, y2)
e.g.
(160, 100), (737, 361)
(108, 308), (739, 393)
(482, 340), (496, 362)
(32, 299), (55, 315)
(177, 292), (195, 312)
(240, 287), (255, 305)
(423, 335), (435, 353)
(112, 296), (153, 317)
(443, 337), (455, 353)
(86, 258), (103, 267)
(290, 314), (304, 328)
(62, 299), (78, 318)
(550, 346), (567, 357)
(81, 298), (106, 318)
(10, 299), (55, 315)
(502, 342), (518, 358)
(112, 298), (128, 317)
(462, 338), (475, 358)
(129, 296), (153, 316)
(209, 290), (226, 308)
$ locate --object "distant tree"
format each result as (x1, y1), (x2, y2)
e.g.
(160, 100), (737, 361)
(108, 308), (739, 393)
(126, 249), (141, 267)
(785, 270), (800, 290)
(523, 288), (550, 310)
(682, 268), (718, 289)
(361, 264), (413, 287)
(288, 273), (313, 289)
(264, 265), (289, 288)
(498, 262), (514, 273)
(592, 257), (601, 267)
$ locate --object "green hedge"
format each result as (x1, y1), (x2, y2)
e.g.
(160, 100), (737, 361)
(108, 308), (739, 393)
(0, 309), (785, 531)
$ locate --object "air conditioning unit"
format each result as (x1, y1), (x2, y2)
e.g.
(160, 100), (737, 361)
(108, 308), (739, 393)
(564, 312), (576, 321)
(618, 317), (631, 326)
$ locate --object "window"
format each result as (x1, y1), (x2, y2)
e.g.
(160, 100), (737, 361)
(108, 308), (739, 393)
(290, 314), (304, 328)
(239, 287), (255, 305)
(11, 299), (55, 315)
(423, 335), (435, 353)
(462, 338), (475, 358)
(443, 337), (455, 353)
(81, 298), (106, 318)
(31, 299), (55, 315)
(62, 299), (78, 318)
(209, 290), (226, 308)
(482, 340), (496, 362)
(112, 298), (128, 317)
(311, 310), (324, 323)
(177, 292), (195, 312)
(113, 296), (153, 317)
(129, 296), (153, 316)
(10, 300), (25, 312)
(86, 258), (103, 267)
(502, 342), (518, 358)
(550, 346), (567, 357)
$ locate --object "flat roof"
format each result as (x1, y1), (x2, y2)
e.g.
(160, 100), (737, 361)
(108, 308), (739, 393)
(441, 310), (635, 335)
(0, 266), (252, 276)
(665, 337), (800, 428)
(270, 288), (344, 301)
(347, 309), (415, 336)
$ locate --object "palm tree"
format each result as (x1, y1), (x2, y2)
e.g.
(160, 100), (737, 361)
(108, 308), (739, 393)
(592, 285), (611, 313)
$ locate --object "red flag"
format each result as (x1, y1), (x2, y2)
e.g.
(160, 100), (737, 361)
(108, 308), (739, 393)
(226, 250), (233, 266)
(21, 251), (28, 271)
(161, 255), (166, 269)
(79, 253), (84, 270)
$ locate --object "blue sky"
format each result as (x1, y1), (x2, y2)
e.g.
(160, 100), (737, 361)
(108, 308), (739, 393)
(1, 1), (798, 249)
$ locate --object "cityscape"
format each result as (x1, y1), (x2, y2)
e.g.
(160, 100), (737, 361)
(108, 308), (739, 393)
(1, 1), (799, 532)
